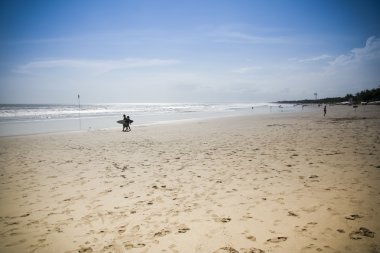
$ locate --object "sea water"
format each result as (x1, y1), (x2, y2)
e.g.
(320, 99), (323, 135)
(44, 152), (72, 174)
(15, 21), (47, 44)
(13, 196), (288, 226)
(0, 103), (299, 136)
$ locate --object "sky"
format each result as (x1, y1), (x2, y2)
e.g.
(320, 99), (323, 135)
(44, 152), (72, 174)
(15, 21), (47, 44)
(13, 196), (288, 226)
(0, 0), (380, 104)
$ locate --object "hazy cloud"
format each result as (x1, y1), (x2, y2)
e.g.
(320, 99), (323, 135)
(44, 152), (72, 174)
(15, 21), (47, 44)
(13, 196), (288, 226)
(208, 25), (290, 44)
(15, 58), (180, 74)
(232, 66), (262, 74)
(296, 54), (333, 63)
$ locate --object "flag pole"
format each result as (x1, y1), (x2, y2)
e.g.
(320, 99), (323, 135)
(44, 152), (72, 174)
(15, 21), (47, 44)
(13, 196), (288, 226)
(78, 94), (81, 130)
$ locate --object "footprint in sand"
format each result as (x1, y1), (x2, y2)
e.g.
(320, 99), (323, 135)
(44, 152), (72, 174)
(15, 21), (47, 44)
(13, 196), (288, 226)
(349, 227), (375, 239)
(131, 225), (140, 233)
(245, 235), (256, 241)
(301, 244), (323, 253)
(78, 246), (93, 253)
(124, 242), (146, 249)
(118, 226), (126, 234)
(241, 248), (265, 253)
(345, 214), (363, 220)
(103, 244), (114, 251)
(266, 236), (287, 243)
(5, 239), (27, 247)
(215, 217), (232, 223)
(178, 224), (190, 233)
(296, 221), (318, 231)
(154, 229), (171, 237)
(301, 206), (320, 213)
(213, 247), (239, 253)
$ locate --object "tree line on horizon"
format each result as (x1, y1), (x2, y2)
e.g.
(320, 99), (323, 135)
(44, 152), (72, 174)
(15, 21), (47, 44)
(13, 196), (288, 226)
(277, 87), (380, 104)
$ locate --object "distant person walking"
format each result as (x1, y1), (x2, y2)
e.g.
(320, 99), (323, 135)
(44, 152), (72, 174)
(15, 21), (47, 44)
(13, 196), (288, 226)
(323, 105), (327, 117)
(122, 115), (133, 132)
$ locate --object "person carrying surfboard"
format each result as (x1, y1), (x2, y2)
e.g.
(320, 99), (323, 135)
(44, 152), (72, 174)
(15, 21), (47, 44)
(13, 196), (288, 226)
(122, 115), (133, 132)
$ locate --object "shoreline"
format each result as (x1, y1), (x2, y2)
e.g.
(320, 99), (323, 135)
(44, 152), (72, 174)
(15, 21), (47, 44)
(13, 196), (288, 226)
(1, 105), (379, 253)
(0, 104), (308, 137)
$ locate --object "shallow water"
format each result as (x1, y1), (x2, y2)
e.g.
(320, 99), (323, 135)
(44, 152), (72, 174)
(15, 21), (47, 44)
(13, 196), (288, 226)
(0, 103), (299, 136)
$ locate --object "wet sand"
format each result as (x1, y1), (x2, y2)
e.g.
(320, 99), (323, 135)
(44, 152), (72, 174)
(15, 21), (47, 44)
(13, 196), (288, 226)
(0, 105), (379, 253)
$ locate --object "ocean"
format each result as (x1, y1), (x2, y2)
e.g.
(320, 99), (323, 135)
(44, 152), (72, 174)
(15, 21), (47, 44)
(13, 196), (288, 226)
(0, 103), (298, 136)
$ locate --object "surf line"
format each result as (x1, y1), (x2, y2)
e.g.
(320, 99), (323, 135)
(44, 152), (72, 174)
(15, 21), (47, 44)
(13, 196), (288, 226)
(78, 94), (81, 130)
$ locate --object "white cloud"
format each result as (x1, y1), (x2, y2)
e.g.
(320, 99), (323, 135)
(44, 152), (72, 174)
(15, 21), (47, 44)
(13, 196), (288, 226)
(15, 58), (180, 74)
(213, 31), (288, 44)
(297, 54), (333, 63)
(232, 66), (262, 74)
(208, 25), (290, 44)
(329, 36), (380, 66)
(226, 36), (380, 101)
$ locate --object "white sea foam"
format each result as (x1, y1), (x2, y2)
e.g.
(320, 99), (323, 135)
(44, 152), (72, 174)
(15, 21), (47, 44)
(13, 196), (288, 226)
(0, 103), (287, 121)
(0, 103), (298, 136)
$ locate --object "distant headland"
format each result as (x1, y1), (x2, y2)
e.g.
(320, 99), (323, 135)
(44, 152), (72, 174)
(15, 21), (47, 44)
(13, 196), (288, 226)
(277, 87), (380, 105)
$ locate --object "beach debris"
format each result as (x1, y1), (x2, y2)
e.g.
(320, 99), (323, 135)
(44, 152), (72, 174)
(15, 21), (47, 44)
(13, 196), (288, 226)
(345, 214), (363, 220)
(337, 229), (345, 233)
(349, 227), (375, 240)
(213, 247), (239, 253)
(266, 236), (288, 243)
(309, 175), (319, 179)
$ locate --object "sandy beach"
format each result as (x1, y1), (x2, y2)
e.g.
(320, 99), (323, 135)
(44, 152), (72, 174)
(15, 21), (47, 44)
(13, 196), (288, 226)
(0, 105), (379, 253)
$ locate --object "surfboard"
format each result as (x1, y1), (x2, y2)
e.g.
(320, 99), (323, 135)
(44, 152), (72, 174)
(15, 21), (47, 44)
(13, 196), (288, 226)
(117, 120), (134, 124)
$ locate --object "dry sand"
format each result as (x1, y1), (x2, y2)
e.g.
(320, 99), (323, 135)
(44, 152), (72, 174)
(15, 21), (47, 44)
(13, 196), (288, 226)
(0, 105), (379, 253)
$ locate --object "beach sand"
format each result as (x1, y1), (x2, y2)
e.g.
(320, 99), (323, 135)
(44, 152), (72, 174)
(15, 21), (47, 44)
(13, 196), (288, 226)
(0, 105), (379, 253)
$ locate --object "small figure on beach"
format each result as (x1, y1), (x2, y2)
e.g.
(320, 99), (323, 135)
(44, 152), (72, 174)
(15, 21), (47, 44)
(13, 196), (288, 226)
(323, 105), (327, 117)
(122, 115), (133, 132)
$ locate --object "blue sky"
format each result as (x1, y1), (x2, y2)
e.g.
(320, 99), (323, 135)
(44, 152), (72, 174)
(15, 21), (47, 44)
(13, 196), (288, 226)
(0, 0), (379, 103)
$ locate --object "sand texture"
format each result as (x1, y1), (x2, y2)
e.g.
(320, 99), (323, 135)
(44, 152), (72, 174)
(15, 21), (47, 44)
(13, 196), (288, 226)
(0, 105), (379, 253)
